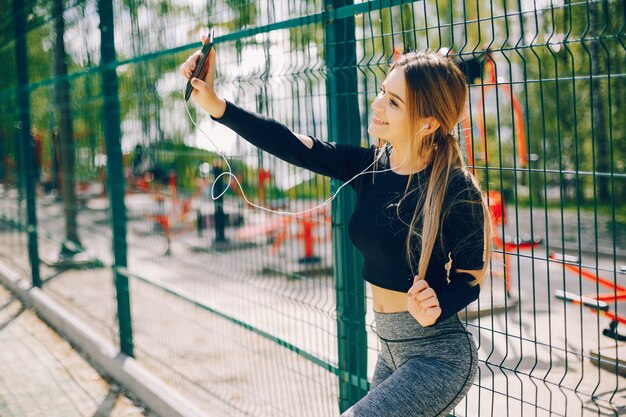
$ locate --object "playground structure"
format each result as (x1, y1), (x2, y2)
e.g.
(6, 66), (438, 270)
(458, 52), (626, 343)
(131, 169), (212, 254)
(457, 50), (541, 299)
(552, 253), (626, 341)
(461, 52), (528, 170)
(269, 208), (330, 263)
(487, 190), (543, 297)
(130, 162), (331, 267)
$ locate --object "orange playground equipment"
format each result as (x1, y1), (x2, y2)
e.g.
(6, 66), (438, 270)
(462, 53), (528, 170)
(488, 190), (542, 297)
(136, 171), (208, 254)
(552, 253), (626, 341)
(237, 205), (331, 266)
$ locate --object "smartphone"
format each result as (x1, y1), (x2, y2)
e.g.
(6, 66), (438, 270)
(185, 29), (215, 101)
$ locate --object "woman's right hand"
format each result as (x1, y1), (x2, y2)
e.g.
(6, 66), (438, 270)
(180, 34), (226, 119)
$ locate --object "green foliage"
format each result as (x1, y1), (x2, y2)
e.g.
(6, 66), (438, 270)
(522, 0), (625, 205)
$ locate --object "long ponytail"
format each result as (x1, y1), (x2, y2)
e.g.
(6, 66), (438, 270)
(390, 51), (492, 284)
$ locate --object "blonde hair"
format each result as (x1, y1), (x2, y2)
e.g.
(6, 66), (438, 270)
(385, 50), (492, 285)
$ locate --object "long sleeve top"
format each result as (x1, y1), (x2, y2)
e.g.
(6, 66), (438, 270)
(212, 100), (485, 323)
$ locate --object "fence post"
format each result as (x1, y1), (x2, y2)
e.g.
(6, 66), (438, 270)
(13, 0), (41, 288)
(324, 0), (369, 412)
(98, 0), (133, 357)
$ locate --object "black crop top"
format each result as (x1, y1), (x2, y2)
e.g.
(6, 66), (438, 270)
(212, 100), (485, 322)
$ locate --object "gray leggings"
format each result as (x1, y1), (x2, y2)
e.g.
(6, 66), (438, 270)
(341, 311), (478, 417)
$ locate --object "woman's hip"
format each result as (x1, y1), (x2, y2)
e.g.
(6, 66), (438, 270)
(374, 311), (477, 370)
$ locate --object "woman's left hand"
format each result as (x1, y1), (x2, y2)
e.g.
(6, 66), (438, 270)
(407, 277), (442, 327)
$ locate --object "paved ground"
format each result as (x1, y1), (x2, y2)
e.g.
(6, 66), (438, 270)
(0, 284), (154, 417)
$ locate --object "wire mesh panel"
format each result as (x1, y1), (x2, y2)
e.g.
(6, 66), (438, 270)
(0, 0), (37, 278)
(0, 51), (27, 270)
(4, 0), (121, 344)
(0, 0), (624, 416)
(112, 2), (342, 414)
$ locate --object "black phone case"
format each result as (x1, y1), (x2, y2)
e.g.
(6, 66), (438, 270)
(185, 30), (215, 101)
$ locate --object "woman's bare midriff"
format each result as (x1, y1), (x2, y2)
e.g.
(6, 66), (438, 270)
(371, 283), (410, 313)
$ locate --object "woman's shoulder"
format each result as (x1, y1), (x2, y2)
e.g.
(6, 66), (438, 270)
(446, 168), (483, 203)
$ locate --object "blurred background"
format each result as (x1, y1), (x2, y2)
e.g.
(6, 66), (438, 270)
(0, 0), (625, 416)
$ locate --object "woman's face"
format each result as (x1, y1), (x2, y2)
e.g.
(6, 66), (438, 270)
(368, 68), (412, 145)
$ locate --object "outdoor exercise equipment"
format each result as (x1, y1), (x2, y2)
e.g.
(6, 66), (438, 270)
(488, 190), (542, 296)
(552, 253), (626, 341)
(459, 50), (541, 297)
(460, 52), (528, 169)
(269, 205), (330, 266)
(135, 169), (209, 255)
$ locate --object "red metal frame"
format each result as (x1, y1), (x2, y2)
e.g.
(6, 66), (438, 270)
(463, 55), (528, 170)
(550, 253), (626, 327)
(488, 190), (541, 296)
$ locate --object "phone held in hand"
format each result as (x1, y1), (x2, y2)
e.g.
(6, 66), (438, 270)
(185, 29), (215, 101)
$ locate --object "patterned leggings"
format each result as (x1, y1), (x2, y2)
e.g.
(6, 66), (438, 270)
(341, 311), (478, 417)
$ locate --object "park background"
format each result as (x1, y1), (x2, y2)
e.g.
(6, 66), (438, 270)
(0, 0), (625, 416)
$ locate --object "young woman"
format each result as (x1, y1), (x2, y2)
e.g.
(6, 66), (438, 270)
(181, 38), (491, 417)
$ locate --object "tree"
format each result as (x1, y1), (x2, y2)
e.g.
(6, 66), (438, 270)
(53, 0), (83, 256)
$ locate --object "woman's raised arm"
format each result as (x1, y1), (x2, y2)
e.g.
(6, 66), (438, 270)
(181, 38), (373, 183)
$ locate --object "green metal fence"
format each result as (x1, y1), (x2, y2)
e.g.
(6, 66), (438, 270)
(1, 0), (625, 416)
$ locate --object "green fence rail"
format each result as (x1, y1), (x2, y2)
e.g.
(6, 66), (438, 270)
(1, 0), (625, 416)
